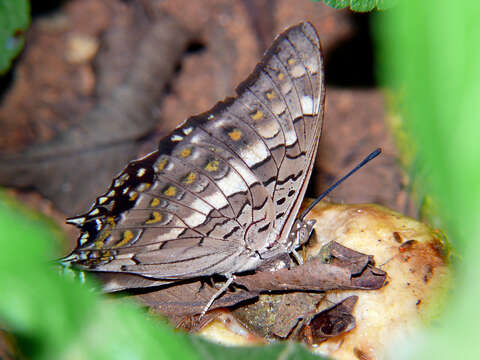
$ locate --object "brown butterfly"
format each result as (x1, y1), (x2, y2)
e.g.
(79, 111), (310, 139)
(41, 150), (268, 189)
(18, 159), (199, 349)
(62, 22), (325, 314)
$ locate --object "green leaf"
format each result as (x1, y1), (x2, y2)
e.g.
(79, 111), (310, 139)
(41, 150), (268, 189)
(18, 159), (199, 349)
(0, 191), (199, 360)
(316, 0), (398, 11)
(0, 191), (327, 358)
(319, 0), (350, 10)
(189, 338), (325, 360)
(374, 0), (480, 358)
(0, 0), (30, 74)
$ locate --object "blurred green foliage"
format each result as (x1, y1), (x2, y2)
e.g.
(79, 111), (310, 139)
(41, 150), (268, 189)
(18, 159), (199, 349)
(0, 0), (29, 74)
(0, 192), (199, 359)
(189, 339), (322, 360)
(317, 0), (397, 11)
(0, 190), (321, 359)
(375, 0), (480, 358)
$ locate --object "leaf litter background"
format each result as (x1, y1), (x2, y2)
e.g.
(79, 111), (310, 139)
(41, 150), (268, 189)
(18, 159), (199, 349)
(0, 0), (420, 356)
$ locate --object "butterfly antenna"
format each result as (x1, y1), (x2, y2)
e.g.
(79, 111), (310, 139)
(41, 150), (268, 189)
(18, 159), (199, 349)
(299, 148), (382, 220)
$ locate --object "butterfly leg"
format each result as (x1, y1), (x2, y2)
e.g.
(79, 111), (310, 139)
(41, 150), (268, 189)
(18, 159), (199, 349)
(200, 275), (235, 317)
(291, 249), (304, 265)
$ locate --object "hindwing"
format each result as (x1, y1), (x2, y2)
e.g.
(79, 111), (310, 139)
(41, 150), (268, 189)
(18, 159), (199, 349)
(66, 22), (325, 285)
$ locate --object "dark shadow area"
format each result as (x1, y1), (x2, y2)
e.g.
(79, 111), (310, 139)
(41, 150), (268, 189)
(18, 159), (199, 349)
(30, 0), (66, 17)
(0, 67), (14, 104)
(165, 40), (206, 96)
(185, 40), (206, 55)
(325, 12), (375, 88)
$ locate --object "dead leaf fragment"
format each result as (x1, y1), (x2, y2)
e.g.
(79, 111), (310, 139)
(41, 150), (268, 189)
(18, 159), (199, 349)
(299, 295), (358, 345)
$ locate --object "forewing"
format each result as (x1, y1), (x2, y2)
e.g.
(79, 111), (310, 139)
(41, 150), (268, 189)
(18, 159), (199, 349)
(66, 22), (324, 281)
(234, 22), (325, 252)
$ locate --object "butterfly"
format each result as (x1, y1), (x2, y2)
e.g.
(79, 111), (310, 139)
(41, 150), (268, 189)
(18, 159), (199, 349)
(63, 22), (325, 313)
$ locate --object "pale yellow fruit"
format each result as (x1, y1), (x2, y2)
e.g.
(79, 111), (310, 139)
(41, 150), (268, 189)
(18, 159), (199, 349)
(199, 202), (451, 359)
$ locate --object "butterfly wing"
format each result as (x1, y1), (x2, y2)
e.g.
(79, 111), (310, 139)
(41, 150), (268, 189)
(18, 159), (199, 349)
(66, 22), (325, 283)
(235, 22), (325, 254)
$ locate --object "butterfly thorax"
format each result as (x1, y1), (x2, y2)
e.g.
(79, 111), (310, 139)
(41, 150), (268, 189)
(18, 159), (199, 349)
(228, 218), (316, 273)
(288, 218), (316, 250)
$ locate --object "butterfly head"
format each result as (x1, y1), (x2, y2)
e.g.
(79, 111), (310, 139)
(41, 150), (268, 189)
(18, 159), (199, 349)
(288, 218), (316, 252)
